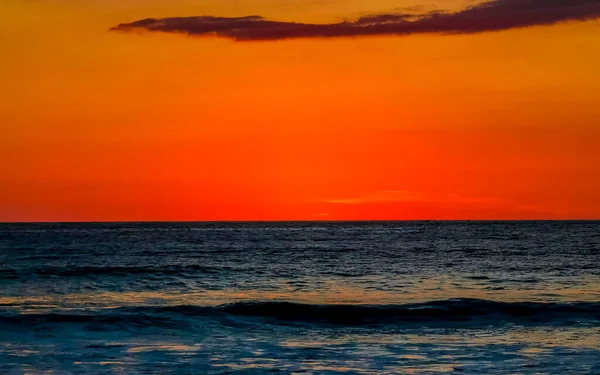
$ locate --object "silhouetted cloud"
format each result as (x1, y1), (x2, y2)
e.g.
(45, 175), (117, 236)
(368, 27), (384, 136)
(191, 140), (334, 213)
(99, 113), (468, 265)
(110, 0), (600, 41)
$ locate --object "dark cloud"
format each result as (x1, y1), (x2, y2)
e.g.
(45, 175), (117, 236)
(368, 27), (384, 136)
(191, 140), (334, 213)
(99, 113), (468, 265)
(110, 0), (600, 41)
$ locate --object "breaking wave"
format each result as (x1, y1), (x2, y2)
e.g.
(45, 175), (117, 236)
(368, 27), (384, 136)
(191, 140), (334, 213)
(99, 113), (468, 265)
(2, 299), (599, 328)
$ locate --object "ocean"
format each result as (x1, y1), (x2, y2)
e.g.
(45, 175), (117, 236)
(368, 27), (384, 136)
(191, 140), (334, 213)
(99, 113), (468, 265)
(1, 221), (599, 374)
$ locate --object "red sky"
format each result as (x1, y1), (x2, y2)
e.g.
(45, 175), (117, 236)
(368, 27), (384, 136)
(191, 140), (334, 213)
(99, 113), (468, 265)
(1, 0), (599, 221)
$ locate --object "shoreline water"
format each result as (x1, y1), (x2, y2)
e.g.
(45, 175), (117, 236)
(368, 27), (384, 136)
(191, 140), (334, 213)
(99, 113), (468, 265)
(1, 221), (599, 374)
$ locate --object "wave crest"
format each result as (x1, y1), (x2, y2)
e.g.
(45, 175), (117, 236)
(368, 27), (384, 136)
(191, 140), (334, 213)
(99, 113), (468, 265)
(2, 299), (599, 328)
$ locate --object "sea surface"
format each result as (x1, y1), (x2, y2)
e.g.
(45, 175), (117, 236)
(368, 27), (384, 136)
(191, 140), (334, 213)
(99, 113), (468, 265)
(1, 221), (599, 374)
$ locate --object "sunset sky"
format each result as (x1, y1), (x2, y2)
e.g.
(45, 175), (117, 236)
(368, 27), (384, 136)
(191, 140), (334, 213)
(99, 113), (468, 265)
(1, 0), (599, 221)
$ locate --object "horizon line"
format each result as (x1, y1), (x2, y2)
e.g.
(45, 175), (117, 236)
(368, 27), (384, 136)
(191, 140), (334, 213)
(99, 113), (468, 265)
(1, 219), (599, 225)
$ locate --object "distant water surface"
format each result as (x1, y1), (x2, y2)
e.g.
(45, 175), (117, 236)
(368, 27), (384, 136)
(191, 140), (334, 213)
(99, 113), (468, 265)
(1, 221), (599, 374)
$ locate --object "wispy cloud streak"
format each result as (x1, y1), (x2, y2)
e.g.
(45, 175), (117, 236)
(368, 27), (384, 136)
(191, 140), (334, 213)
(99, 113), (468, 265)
(110, 0), (600, 41)
(324, 190), (501, 205)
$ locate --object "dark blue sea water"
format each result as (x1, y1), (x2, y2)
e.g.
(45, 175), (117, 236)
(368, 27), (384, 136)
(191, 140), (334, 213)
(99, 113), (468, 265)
(1, 221), (599, 374)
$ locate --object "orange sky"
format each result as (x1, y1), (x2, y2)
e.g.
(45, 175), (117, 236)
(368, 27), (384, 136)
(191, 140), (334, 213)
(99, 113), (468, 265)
(1, 0), (599, 221)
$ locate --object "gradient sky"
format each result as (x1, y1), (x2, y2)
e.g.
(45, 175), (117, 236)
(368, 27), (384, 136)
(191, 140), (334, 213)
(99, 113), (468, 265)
(1, 0), (600, 221)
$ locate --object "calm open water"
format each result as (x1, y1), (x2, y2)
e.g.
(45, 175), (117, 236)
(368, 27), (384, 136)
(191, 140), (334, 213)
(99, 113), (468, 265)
(1, 221), (599, 374)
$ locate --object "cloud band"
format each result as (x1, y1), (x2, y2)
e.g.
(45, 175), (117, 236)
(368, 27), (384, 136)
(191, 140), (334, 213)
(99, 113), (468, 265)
(110, 0), (600, 41)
